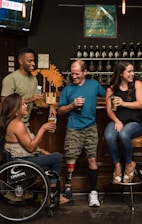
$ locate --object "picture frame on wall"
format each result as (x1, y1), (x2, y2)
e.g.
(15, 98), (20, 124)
(84, 4), (117, 38)
(38, 54), (50, 69)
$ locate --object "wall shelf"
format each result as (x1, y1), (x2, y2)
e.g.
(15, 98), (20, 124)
(70, 58), (142, 61)
(62, 58), (142, 86)
(62, 71), (142, 86)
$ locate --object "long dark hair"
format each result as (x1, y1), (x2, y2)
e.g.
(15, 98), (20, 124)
(0, 93), (22, 137)
(110, 61), (135, 100)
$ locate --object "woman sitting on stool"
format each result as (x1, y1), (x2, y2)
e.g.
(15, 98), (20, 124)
(104, 61), (142, 184)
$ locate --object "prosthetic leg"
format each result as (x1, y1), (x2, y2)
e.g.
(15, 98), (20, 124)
(64, 159), (76, 199)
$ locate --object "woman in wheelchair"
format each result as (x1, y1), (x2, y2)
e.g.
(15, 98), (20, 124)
(0, 93), (69, 205)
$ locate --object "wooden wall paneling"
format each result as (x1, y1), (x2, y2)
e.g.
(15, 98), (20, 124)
(0, 33), (26, 94)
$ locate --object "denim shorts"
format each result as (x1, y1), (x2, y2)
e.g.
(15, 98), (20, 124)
(64, 124), (98, 159)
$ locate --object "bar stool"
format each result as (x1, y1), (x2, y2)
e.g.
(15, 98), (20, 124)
(102, 135), (142, 214)
(132, 135), (142, 148)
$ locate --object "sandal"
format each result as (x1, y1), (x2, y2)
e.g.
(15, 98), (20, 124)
(123, 161), (136, 183)
(113, 163), (122, 184)
(113, 172), (122, 184)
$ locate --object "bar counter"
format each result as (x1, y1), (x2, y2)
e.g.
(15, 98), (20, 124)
(29, 98), (142, 193)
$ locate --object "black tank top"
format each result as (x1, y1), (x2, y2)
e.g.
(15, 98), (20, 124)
(114, 88), (142, 124)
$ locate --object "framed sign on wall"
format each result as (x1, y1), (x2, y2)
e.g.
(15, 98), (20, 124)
(84, 5), (117, 38)
(38, 54), (50, 69)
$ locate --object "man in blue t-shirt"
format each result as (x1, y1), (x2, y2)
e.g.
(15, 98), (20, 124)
(58, 60), (106, 207)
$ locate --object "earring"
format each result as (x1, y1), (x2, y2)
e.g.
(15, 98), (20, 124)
(15, 113), (18, 116)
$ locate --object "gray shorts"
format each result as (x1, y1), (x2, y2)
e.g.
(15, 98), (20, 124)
(64, 124), (98, 159)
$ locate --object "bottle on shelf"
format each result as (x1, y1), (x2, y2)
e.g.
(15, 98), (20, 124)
(76, 45), (82, 58)
(98, 74), (102, 83)
(107, 45), (114, 58)
(132, 60), (136, 70)
(114, 45), (120, 58)
(107, 74), (111, 84)
(135, 43), (142, 71)
(136, 42), (142, 58)
(129, 42), (135, 58)
(95, 45), (101, 58)
(89, 45), (95, 58)
(137, 61), (142, 71)
(121, 42), (128, 58)
(101, 45), (107, 58)
(97, 61), (103, 72)
(88, 60), (95, 72)
(82, 45), (88, 58)
(105, 60), (112, 72)
(139, 61), (142, 71)
(113, 60), (118, 67)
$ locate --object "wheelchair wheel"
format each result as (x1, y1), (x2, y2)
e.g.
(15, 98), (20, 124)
(0, 160), (50, 222)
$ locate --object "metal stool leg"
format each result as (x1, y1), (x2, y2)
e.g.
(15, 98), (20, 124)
(129, 185), (134, 214)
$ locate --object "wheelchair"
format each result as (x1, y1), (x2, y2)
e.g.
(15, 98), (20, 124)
(0, 158), (60, 222)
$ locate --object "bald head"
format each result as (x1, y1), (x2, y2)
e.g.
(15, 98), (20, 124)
(71, 60), (87, 72)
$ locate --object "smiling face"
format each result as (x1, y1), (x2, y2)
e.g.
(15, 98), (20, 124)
(121, 64), (134, 83)
(19, 100), (28, 117)
(70, 61), (87, 86)
(19, 52), (35, 74)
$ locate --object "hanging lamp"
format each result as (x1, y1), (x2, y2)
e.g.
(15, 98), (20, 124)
(122, 0), (126, 15)
(22, 0), (26, 18)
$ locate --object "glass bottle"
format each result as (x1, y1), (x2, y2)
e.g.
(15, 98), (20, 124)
(139, 61), (142, 71)
(37, 85), (42, 94)
(129, 42), (135, 58)
(101, 45), (107, 58)
(82, 45), (88, 58)
(136, 43), (142, 58)
(114, 45), (120, 58)
(97, 61), (103, 72)
(105, 60), (112, 72)
(88, 60), (95, 72)
(95, 45), (101, 58)
(89, 45), (95, 58)
(107, 45), (114, 58)
(76, 45), (82, 58)
(121, 42), (128, 58)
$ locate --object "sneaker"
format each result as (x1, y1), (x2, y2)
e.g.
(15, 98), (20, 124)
(88, 190), (100, 207)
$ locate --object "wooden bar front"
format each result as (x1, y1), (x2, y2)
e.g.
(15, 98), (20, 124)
(29, 105), (142, 193)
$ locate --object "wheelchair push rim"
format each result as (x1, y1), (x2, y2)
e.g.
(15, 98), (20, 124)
(0, 160), (50, 222)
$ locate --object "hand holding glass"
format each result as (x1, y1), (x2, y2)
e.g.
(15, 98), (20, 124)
(76, 96), (85, 110)
(111, 96), (117, 111)
(48, 117), (57, 133)
(35, 94), (44, 106)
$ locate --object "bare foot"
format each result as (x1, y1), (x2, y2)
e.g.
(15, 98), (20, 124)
(60, 195), (70, 204)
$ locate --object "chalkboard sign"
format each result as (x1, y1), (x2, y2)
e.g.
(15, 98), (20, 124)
(84, 5), (117, 38)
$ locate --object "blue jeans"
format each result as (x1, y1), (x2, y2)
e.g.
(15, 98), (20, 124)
(104, 121), (142, 164)
(15, 152), (62, 184)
